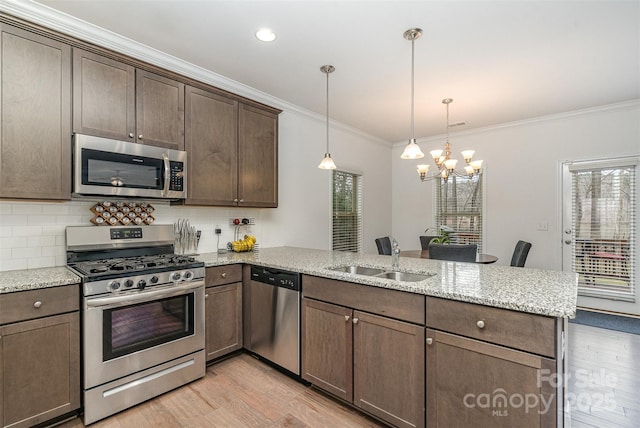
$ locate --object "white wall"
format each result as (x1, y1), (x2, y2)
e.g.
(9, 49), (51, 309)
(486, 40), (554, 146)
(392, 101), (640, 313)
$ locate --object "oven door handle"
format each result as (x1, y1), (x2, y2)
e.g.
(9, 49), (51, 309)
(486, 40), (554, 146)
(86, 281), (204, 308)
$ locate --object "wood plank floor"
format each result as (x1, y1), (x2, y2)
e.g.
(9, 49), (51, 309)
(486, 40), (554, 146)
(58, 323), (639, 427)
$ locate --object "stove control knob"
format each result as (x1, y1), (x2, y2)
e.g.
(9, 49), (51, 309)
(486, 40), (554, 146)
(171, 272), (182, 281)
(150, 276), (159, 284)
(109, 281), (121, 292)
(124, 279), (134, 288)
(137, 279), (147, 290)
(183, 271), (193, 280)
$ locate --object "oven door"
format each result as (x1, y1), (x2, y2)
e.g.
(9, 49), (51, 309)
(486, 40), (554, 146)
(83, 281), (204, 389)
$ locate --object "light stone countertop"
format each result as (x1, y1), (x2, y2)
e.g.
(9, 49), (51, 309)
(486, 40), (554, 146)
(198, 247), (578, 318)
(0, 246), (578, 318)
(0, 266), (81, 294)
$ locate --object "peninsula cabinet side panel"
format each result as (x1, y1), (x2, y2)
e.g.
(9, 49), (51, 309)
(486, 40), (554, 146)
(353, 311), (425, 428)
(72, 48), (135, 141)
(0, 24), (71, 200)
(426, 329), (556, 428)
(185, 86), (238, 205)
(301, 298), (353, 402)
(0, 312), (80, 428)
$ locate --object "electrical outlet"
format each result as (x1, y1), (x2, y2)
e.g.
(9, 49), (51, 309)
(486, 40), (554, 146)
(537, 222), (548, 231)
(215, 227), (222, 234)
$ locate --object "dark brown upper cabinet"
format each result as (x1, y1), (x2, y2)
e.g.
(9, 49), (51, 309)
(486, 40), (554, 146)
(0, 24), (72, 200)
(185, 86), (278, 207)
(73, 48), (184, 150)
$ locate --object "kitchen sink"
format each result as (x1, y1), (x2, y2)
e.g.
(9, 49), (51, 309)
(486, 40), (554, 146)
(328, 265), (387, 276)
(327, 265), (435, 282)
(374, 271), (434, 282)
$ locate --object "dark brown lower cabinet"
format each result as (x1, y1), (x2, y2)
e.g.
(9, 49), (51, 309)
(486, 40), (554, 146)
(0, 311), (80, 428)
(302, 298), (425, 428)
(205, 282), (243, 361)
(426, 329), (556, 428)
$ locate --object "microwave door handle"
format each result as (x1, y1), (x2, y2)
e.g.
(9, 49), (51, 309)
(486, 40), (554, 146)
(162, 152), (170, 197)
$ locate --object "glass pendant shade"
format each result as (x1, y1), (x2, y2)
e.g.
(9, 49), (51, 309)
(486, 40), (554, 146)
(401, 138), (425, 159)
(318, 153), (336, 169)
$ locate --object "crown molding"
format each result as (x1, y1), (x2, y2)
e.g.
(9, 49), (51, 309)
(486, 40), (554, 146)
(1, 0), (389, 148)
(393, 99), (640, 147)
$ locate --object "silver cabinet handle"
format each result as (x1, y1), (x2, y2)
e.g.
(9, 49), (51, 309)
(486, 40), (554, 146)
(477, 320), (485, 329)
(221, 272), (227, 278)
(138, 134), (143, 140)
(205, 294), (209, 299)
(239, 199), (244, 203)
(128, 133), (134, 138)
(352, 317), (359, 324)
(426, 338), (433, 345)
(233, 198), (239, 203)
(344, 315), (350, 322)
(33, 301), (42, 308)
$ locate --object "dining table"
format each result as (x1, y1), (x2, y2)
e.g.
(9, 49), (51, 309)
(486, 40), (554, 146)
(399, 249), (499, 264)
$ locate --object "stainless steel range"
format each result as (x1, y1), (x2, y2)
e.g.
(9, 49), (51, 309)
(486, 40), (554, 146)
(66, 225), (205, 425)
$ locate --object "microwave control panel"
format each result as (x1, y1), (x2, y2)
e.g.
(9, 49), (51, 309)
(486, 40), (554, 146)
(169, 161), (185, 191)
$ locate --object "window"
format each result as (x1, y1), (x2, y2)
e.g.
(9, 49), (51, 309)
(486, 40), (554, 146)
(332, 170), (363, 252)
(569, 159), (636, 301)
(434, 174), (484, 251)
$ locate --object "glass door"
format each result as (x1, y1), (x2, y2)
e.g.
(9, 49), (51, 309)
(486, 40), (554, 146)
(561, 158), (638, 314)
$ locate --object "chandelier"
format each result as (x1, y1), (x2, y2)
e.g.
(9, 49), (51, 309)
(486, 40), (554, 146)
(416, 98), (482, 181)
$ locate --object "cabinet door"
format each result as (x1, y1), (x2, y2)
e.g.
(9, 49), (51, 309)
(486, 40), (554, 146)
(72, 48), (135, 141)
(237, 103), (278, 207)
(136, 69), (185, 150)
(205, 282), (243, 361)
(353, 311), (425, 428)
(301, 298), (353, 401)
(185, 86), (238, 205)
(0, 24), (71, 200)
(426, 329), (556, 428)
(0, 312), (80, 428)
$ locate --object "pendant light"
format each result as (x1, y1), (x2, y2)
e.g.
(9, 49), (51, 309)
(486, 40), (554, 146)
(318, 65), (337, 169)
(400, 28), (425, 160)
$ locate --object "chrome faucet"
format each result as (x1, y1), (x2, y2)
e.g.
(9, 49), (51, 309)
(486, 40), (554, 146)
(391, 237), (400, 270)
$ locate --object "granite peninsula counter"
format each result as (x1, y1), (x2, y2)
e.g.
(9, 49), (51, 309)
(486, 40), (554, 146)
(197, 246), (578, 318)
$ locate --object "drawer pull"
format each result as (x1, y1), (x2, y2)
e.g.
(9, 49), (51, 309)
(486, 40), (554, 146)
(352, 317), (359, 325)
(344, 315), (350, 322)
(476, 320), (485, 329)
(33, 301), (42, 308)
(426, 338), (433, 345)
(221, 272), (227, 278)
(205, 294), (209, 299)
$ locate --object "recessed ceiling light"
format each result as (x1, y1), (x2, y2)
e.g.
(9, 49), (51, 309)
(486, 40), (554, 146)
(255, 28), (276, 42)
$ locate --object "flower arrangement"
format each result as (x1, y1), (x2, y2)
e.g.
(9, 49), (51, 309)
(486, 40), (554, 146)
(424, 225), (455, 244)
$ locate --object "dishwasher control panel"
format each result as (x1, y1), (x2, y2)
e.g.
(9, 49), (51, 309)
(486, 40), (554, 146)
(250, 266), (301, 291)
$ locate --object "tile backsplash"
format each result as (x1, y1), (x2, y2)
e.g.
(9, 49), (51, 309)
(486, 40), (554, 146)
(0, 200), (262, 272)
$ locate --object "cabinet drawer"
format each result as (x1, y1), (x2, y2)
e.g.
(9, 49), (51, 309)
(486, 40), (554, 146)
(303, 275), (424, 325)
(426, 297), (556, 358)
(0, 285), (79, 325)
(206, 264), (242, 286)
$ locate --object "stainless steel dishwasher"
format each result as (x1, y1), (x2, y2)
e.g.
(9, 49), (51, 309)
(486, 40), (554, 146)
(248, 266), (301, 375)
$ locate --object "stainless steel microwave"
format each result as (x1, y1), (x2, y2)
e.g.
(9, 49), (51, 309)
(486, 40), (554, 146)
(73, 134), (187, 200)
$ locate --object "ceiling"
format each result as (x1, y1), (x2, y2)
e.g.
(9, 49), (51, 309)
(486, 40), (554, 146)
(33, 0), (640, 143)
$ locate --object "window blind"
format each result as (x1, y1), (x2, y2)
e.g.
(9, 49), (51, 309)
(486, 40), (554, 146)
(332, 170), (363, 253)
(434, 174), (484, 252)
(570, 162), (636, 301)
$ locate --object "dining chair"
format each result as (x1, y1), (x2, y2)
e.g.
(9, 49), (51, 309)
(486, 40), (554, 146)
(428, 243), (477, 262)
(510, 240), (532, 267)
(375, 237), (392, 255)
(419, 236), (438, 250)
